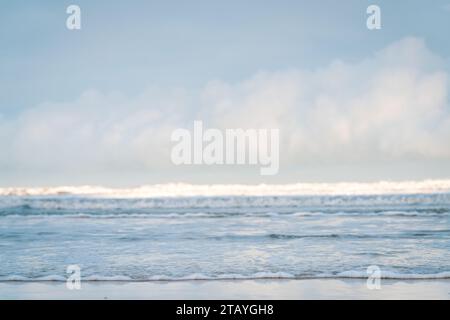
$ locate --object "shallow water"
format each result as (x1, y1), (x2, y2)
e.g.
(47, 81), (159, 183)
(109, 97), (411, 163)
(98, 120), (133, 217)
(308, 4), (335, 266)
(1, 187), (449, 281)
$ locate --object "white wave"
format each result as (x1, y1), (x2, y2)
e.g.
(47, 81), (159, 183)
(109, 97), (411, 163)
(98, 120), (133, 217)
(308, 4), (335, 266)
(0, 275), (30, 281)
(1, 271), (449, 282)
(0, 275), (66, 281)
(0, 272), (297, 282)
(84, 275), (132, 281)
(36, 275), (67, 281)
(332, 270), (450, 279)
(1, 180), (450, 197)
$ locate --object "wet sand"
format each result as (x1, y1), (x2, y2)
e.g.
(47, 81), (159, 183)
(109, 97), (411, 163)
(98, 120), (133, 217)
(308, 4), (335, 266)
(1, 279), (449, 300)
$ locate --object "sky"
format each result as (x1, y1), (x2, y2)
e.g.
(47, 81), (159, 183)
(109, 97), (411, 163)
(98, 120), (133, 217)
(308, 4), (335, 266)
(1, 0), (450, 186)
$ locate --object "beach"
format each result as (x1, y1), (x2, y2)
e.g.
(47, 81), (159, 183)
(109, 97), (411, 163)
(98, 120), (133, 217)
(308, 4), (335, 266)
(1, 279), (449, 300)
(1, 182), (449, 300)
(3, 0), (450, 303)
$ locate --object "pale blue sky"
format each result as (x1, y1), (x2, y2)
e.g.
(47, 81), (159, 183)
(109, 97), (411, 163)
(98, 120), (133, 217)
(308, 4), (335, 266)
(2, 0), (450, 115)
(1, 1), (450, 185)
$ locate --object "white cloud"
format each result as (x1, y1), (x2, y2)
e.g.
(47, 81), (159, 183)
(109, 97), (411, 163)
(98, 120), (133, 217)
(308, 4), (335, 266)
(202, 37), (450, 162)
(1, 37), (449, 178)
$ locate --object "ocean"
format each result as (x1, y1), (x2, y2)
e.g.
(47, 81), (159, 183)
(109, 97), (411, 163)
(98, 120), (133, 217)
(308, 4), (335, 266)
(1, 181), (449, 281)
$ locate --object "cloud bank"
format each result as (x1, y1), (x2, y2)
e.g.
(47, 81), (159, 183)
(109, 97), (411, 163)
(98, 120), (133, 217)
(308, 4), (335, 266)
(1, 37), (450, 182)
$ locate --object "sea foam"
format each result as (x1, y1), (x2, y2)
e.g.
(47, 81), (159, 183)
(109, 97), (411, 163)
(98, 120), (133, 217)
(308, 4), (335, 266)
(1, 180), (450, 197)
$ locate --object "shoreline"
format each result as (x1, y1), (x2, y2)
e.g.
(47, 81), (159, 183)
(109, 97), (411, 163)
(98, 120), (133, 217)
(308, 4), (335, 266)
(1, 279), (449, 300)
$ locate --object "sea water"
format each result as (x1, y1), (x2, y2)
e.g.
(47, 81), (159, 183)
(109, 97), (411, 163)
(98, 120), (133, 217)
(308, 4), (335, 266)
(0, 181), (449, 281)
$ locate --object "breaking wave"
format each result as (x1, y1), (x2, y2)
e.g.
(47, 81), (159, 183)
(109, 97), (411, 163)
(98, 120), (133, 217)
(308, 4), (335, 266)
(1, 180), (450, 197)
(2, 271), (450, 282)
